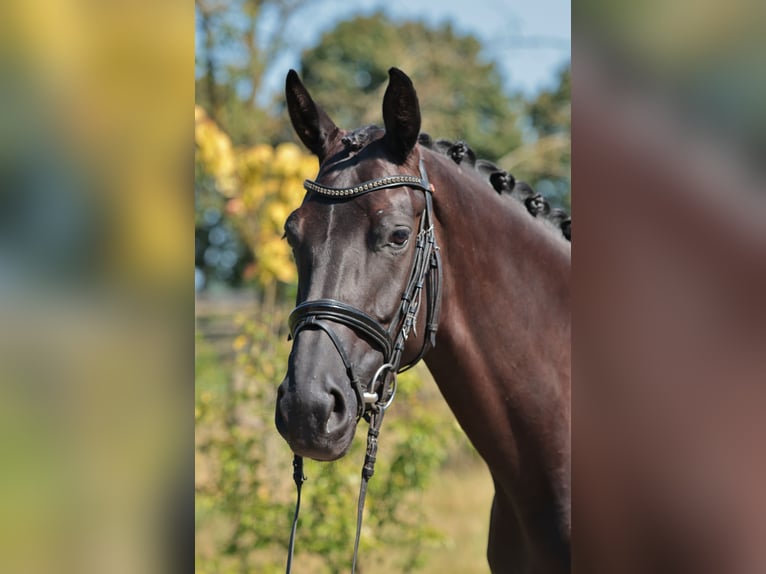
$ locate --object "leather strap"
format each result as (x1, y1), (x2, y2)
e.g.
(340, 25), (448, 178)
(290, 299), (394, 360)
(284, 155), (442, 574)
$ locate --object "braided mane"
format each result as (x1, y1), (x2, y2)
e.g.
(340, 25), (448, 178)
(338, 126), (571, 242)
(417, 133), (571, 242)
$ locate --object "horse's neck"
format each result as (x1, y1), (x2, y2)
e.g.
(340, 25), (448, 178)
(423, 152), (570, 494)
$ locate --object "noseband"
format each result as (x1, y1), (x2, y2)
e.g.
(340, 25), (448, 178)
(284, 157), (443, 574)
(287, 157), (442, 419)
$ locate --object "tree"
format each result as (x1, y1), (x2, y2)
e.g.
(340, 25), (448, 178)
(528, 64), (571, 137)
(195, 7), (570, 289)
(195, 0), (320, 146)
(294, 12), (524, 161)
(500, 63), (571, 208)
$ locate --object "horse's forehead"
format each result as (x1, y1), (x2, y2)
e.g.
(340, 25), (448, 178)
(306, 188), (411, 219)
(299, 187), (416, 243)
(300, 135), (420, 236)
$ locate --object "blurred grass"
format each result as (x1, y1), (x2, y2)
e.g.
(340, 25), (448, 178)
(195, 293), (492, 573)
(416, 462), (493, 573)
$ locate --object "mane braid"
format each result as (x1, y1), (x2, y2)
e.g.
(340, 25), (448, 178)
(417, 133), (571, 242)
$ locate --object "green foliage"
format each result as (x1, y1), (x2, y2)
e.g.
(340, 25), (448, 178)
(196, 294), (468, 573)
(528, 65), (571, 137)
(500, 63), (571, 209)
(293, 12), (569, 207)
(296, 12), (523, 161)
(196, 7), (571, 289)
(196, 0), (318, 146)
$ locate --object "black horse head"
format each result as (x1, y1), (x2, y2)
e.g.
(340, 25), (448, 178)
(275, 68), (433, 461)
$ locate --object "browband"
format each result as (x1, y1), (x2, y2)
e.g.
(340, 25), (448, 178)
(304, 158), (431, 198)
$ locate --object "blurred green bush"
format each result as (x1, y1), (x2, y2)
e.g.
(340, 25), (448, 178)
(195, 297), (471, 573)
(195, 110), (473, 572)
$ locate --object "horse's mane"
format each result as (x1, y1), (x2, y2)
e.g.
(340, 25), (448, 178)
(339, 126), (571, 242)
(417, 133), (571, 242)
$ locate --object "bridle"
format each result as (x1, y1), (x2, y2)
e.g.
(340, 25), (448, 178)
(289, 157), (441, 419)
(284, 156), (442, 574)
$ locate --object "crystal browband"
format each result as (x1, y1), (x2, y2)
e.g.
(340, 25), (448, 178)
(304, 159), (431, 198)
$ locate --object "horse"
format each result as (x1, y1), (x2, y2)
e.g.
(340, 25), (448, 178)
(572, 47), (766, 574)
(275, 67), (571, 573)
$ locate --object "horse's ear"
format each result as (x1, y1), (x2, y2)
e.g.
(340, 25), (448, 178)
(285, 69), (338, 161)
(382, 68), (421, 163)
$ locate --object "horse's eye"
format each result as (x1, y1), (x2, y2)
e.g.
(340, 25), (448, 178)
(389, 228), (411, 247)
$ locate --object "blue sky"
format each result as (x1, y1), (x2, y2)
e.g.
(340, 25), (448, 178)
(265, 0), (569, 98)
(197, 0), (570, 102)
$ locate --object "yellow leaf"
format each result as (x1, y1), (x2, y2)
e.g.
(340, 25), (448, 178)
(233, 334), (248, 351)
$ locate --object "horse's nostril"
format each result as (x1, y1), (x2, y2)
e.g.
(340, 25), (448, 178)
(275, 381), (289, 435)
(331, 388), (345, 414)
(325, 387), (351, 435)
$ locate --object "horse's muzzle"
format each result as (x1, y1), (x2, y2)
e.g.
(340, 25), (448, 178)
(275, 373), (357, 461)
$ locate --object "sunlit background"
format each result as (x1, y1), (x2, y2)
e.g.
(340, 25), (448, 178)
(1, 0), (764, 571)
(194, 0), (570, 572)
(0, 1), (191, 573)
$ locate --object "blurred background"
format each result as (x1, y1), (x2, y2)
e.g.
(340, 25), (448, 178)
(573, 1), (766, 570)
(1, 0), (191, 573)
(194, 0), (571, 292)
(194, 0), (570, 572)
(2, 0), (762, 572)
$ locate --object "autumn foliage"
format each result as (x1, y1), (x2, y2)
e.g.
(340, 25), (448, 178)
(195, 105), (318, 287)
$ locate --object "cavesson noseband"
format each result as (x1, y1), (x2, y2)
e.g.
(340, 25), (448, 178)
(284, 156), (443, 574)
(288, 157), (442, 418)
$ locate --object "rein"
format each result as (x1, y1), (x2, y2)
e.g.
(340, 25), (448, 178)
(284, 157), (442, 573)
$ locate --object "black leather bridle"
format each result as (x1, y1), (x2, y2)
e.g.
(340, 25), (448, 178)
(284, 157), (442, 574)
